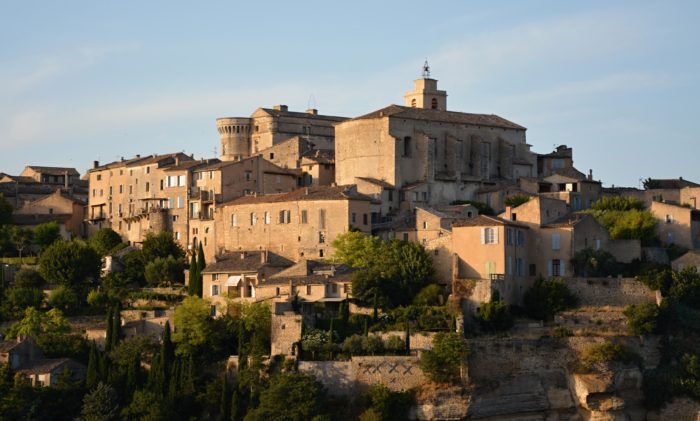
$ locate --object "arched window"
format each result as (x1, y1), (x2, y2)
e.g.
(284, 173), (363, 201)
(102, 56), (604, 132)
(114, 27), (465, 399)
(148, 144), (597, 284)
(411, 98), (417, 108)
(431, 98), (438, 109)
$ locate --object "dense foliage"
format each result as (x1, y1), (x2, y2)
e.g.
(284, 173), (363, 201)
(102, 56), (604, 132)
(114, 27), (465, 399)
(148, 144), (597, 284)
(523, 277), (578, 321)
(476, 298), (513, 332)
(39, 240), (101, 301)
(504, 194), (531, 208)
(586, 197), (657, 244)
(570, 248), (621, 277)
(419, 332), (469, 384)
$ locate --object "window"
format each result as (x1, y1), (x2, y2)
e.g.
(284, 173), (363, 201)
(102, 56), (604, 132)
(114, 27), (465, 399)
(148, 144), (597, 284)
(177, 197), (183, 208)
(264, 211), (271, 224)
(109, 186), (113, 195)
(145, 166), (150, 174)
(145, 182), (150, 192)
(516, 258), (524, 276)
(411, 98), (416, 107)
(551, 259), (562, 277)
(423, 221), (428, 230)
(511, 213), (517, 221)
(319, 232), (325, 244)
(319, 249), (324, 258)
(352, 213), (356, 223)
(129, 185), (133, 194)
(92, 189), (96, 197)
(422, 192), (427, 201)
(517, 230), (525, 246)
(481, 227), (498, 244)
(403, 137), (412, 157)
(245, 171), (252, 181)
(552, 233), (561, 250)
(363, 214), (368, 225)
(595, 239), (601, 250)
(96, 174), (102, 181)
(160, 180), (164, 190)
(319, 209), (326, 229)
(119, 185), (123, 193)
(529, 264), (537, 277)
(212, 285), (220, 296)
(331, 283), (338, 294)
(276, 287), (280, 296)
(431, 98), (438, 109)
(306, 285), (312, 295)
(99, 189), (103, 197)
(250, 212), (257, 225)
(231, 214), (237, 226)
(388, 190), (393, 201)
(506, 228), (514, 245)
(301, 210), (308, 224)
(403, 233), (409, 241)
(210, 306), (217, 317)
(666, 214), (673, 224)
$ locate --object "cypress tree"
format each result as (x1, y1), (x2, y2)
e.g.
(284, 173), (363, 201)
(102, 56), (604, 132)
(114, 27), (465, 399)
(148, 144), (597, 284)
(219, 375), (231, 421)
(105, 307), (114, 353)
(110, 303), (122, 351)
(86, 341), (99, 389)
(230, 388), (240, 421)
(372, 291), (379, 322)
(161, 321), (174, 392)
(168, 358), (181, 401)
(328, 319), (334, 345)
(181, 355), (195, 396)
(363, 318), (369, 337)
(188, 253), (198, 296)
(404, 320), (411, 356)
(196, 243), (206, 297)
(125, 352), (140, 400)
(341, 300), (350, 323)
(148, 353), (163, 393)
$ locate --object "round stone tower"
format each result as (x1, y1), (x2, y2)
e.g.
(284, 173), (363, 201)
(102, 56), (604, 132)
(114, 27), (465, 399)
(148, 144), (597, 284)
(216, 117), (252, 161)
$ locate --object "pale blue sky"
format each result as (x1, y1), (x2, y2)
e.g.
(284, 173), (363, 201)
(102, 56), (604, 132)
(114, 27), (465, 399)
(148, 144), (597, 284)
(1, 1), (698, 187)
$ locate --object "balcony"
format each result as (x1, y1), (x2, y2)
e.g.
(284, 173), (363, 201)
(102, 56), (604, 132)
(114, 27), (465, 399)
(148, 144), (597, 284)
(190, 210), (214, 220)
(489, 273), (506, 281)
(189, 190), (222, 203)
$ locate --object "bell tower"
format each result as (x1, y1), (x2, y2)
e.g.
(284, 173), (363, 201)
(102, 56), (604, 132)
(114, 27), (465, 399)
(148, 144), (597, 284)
(403, 60), (447, 111)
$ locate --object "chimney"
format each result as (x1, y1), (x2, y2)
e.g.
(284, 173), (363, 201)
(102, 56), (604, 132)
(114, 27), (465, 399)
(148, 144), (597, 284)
(240, 251), (247, 259)
(261, 250), (268, 263)
(504, 206), (513, 220)
(135, 154), (140, 158)
(273, 104), (288, 112)
(121, 156), (125, 162)
(588, 169), (593, 181)
(93, 160), (99, 169)
(306, 108), (318, 115)
(64, 171), (69, 189)
(175, 156), (180, 165)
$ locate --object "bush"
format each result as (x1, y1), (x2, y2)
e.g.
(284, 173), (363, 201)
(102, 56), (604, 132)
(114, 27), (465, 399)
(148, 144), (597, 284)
(504, 195), (531, 208)
(361, 384), (413, 421)
(591, 196), (645, 212)
(144, 256), (185, 286)
(13, 268), (45, 289)
(523, 277), (578, 321)
(361, 335), (384, 356)
(623, 303), (659, 335)
(88, 228), (123, 256)
(48, 285), (80, 313)
(384, 335), (405, 353)
(571, 248), (621, 277)
(420, 332), (468, 384)
(576, 341), (641, 373)
(412, 284), (444, 306)
(450, 200), (494, 216)
(342, 334), (364, 356)
(476, 300), (513, 332)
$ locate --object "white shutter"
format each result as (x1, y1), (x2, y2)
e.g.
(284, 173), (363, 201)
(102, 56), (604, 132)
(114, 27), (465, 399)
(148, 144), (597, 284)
(494, 227), (499, 244)
(560, 261), (566, 277)
(548, 260), (553, 277)
(552, 233), (560, 250)
(480, 228), (486, 244)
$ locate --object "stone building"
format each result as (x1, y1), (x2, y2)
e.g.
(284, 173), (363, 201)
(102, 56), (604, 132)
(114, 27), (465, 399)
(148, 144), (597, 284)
(215, 185), (374, 261)
(335, 73), (536, 217)
(650, 201), (700, 249)
(217, 106), (346, 162)
(201, 250), (292, 314)
(0, 338), (85, 387)
(0, 165), (88, 211)
(12, 190), (86, 238)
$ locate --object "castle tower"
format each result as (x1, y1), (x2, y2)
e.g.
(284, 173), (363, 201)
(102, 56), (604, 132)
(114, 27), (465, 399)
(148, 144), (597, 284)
(403, 61), (447, 111)
(216, 117), (252, 161)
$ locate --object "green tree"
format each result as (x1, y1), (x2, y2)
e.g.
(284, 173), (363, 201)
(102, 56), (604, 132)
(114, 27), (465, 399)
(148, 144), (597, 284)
(342, 335), (364, 356)
(39, 240), (101, 299)
(80, 382), (120, 421)
(0, 193), (13, 225)
(110, 304), (122, 351)
(523, 277), (578, 320)
(244, 372), (325, 421)
(331, 231), (382, 268)
(11, 226), (33, 262)
(361, 384), (413, 421)
(144, 255), (185, 286)
(476, 299), (513, 332)
(1, 286), (43, 318)
(6, 307), (70, 339)
(141, 231), (184, 262)
(121, 249), (146, 284)
(173, 295), (213, 356)
(420, 332), (468, 384)
(623, 303), (659, 335)
(86, 341), (99, 389)
(668, 267), (700, 309)
(48, 285), (80, 313)
(121, 389), (166, 421)
(33, 222), (62, 253)
(413, 284), (443, 306)
(591, 196), (645, 211)
(571, 248), (621, 277)
(188, 253), (199, 296)
(88, 228), (123, 256)
(13, 268), (45, 289)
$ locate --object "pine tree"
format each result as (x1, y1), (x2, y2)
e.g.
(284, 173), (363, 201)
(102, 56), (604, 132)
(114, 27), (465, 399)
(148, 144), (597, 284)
(188, 253), (198, 296)
(105, 307), (114, 353)
(86, 341), (99, 389)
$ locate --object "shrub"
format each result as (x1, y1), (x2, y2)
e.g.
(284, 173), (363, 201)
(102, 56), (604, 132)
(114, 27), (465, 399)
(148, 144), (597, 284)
(523, 277), (578, 321)
(13, 268), (45, 289)
(144, 256), (185, 286)
(412, 284), (444, 306)
(571, 248), (621, 277)
(342, 334), (364, 356)
(48, 285), (80, 313)
(576, 341), (641, 373)
(591, 196), (645, 212)
(504, 195), (531, 208)
(476, 300), (513, 332)
(623, 303), (659, 335)
(420, 332), (468, 384)
(361, 335), (384, 356)
(384, 335), (405, 353)
(361, 384), (413, 421)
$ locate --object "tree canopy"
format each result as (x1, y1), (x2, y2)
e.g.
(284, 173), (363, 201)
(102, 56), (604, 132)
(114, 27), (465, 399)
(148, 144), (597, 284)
(523, 277), (578, 320)
(141, 232), (185, 262)
(39, 240), (101, 298)
(88, 228), (123, 256)
(243, 373), (325, 421)
(33, 222), (62, 253)
(419, 332), (468, 384)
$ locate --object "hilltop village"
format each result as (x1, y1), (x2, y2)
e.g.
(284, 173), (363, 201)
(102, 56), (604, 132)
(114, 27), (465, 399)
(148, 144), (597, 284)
(2, 67), (700, 420)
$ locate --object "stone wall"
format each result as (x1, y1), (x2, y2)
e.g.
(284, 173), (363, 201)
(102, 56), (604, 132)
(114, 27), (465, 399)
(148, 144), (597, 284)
(299, 356), (425, 396)
(565, 277), (658, 307)
(372, 332), (435, 351)
(270, 312), (302, 356)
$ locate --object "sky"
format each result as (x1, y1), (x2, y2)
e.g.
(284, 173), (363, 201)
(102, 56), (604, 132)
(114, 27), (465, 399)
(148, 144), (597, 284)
(1, 0), (698, 187)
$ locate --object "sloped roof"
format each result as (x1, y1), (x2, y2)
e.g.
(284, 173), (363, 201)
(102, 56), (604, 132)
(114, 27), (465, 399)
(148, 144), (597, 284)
(645, 178), (700, 190)
(0, 175), (38, 184)
(301, 149), (334, 164)
(222, 185), (374, 206)
(349, 104), (525, 130)
(256, 108), (348, 122)
(452, 215), (527, 228)
(355, 177), (394, 188)
(0, 340), (23, 353)
(202, 251), (292, 274)
(264, 259), (355, 286)
(542, 213), (592, 228)
(25, 166), (79, 176)
(548, 167), (587, 181)
(16, 358), (83, 375)
(672, 250), (700, 267)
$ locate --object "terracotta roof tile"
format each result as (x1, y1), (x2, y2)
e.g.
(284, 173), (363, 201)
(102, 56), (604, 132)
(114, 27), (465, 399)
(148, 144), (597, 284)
(452, 214), (528, 228)
(221, 185), (373, 206)
(202, 251), (292, 274)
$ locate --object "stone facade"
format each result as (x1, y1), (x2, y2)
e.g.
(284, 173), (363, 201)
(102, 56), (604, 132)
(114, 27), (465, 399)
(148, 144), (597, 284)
(12, 189), (86, 238)
(650, 200), (700, 249)
(270, 312), (302, 356)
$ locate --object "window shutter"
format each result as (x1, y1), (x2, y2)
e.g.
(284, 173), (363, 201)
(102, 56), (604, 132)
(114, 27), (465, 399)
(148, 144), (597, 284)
(561, 261), (566, 277)
(480, 228), (486, 244)
(494, 227), (499, 244)
(548, 260), (553, 277)
(552, 233), (560, 250)
(507, 256), (512, 275)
